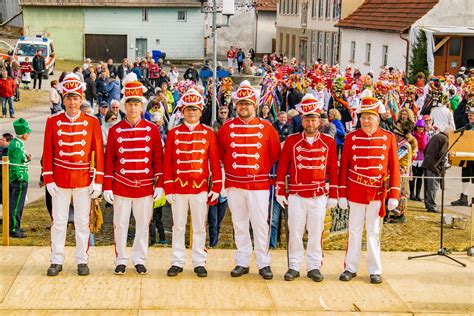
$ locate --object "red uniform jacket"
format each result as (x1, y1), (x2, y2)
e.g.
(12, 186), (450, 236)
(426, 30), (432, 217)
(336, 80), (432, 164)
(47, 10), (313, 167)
(42, 112), (104, 188)
(338, 128), (400, 214)
(104, 118), (163, 198)
(163, 123), (222, 195)
(218, 116), (280, 191)
(276, 132), (338, 198)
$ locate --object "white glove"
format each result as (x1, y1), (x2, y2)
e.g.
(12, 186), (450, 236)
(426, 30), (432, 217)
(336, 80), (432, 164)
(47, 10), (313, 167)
(89, 182), (102, 199)
(208, 191), (219, 203)
(276, 195), (288, 208)
(387, 198), (399, 211)
(46, 182), (59, 197)
(220, 188), (227, 198)
(153, 187), (164, 200)
(326, 198), (337, 209)
(166, 194), (176, 204)
(103, 190), (114, 204)
(338, 198), (348, 209)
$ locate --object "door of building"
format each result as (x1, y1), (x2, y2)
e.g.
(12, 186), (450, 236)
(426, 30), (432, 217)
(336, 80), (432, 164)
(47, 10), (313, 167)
(135, 38), (147, 59)
(299, 38), (308, 65)
(434, 36), (463, 75)
(85, 34), (127, 62)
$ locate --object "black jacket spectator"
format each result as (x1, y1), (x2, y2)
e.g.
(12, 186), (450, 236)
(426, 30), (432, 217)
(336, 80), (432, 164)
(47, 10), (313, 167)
(108, 64), (118, 78)
(118, 64), (129, 81)
(183, 66), (199, 83)
(290, 114), (303, 134)
(273, 121), (290, 142)
(421, 131), (449, 176)
(32, 55), (45, 72)
(287, 88), (303, 110)
(85, 77), (97, 101)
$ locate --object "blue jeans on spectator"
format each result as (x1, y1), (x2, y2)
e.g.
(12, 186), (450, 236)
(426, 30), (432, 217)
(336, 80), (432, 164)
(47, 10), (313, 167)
(269, 196), (281, 248)
(208, 197), (228, 247)
(1, 97), (14, 117)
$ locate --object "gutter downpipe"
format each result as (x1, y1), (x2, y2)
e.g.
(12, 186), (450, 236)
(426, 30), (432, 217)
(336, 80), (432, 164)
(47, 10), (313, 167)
(400, 28), (410, 75)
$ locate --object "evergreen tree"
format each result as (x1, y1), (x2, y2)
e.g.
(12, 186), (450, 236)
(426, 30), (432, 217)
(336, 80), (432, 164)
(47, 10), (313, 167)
(408, 29), (429, 84)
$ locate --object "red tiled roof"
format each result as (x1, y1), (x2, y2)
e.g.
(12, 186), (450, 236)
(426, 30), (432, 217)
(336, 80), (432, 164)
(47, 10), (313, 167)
(336, 0), (439, 32)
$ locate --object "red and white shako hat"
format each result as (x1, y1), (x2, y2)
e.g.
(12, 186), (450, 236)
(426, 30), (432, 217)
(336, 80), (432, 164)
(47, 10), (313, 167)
(358, 96), (386, 115)
(179, 88), (204, 111)
(235, 80), (257, 105)
(299, 93), (323, 117)
(60, 73), (86, 98)
(121, 73), (147, 104)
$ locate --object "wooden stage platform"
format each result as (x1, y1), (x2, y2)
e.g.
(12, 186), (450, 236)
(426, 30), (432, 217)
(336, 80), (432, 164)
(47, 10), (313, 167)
(0, 247), (472, 315)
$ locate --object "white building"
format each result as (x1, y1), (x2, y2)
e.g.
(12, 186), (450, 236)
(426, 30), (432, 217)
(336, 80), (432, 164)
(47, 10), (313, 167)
(275, 0), (363, 66)
(336, 0), (474, 76)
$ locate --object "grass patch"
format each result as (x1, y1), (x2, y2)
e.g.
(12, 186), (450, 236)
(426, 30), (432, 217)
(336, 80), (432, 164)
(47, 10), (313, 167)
(13, 87), (50, 111)
(55, 59), (83, 73)
(1, 197), (470, 252)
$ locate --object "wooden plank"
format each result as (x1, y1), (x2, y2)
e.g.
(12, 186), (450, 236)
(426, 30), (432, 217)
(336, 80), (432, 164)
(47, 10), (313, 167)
(0, 247), (141, 310)
(0, 247), (32, 303)
(140, 249), (276, 312)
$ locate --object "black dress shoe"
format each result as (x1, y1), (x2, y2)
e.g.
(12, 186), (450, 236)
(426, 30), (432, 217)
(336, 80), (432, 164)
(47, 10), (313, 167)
(47, 264), (63, 276)
(135, 264), (147, 275)
(167, 265), (183, 277)
(230, 265), (249, 277)
(284, 269), (300, 281)
(370, 274), (382, 284)
(339, 270), (357, 281)
(10, 231), (26, 238)
(194, 266), (208, 277)
(77, 263), (90, 276)
(307, 269), (324, 282)
(258, 266), (273, 280)
(114, 264), (126, 275)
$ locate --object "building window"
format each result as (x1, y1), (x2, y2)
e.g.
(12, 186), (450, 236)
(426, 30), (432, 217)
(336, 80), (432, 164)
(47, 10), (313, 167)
(318, 31), (323, 59)
(324, 32), (330, 63)
(350, 41), (356, 62)
(142, 8), (148, 21)
(280, 33), (284, 54)
(332, 32), (338, 65)
(178, 10), (187, 22)
(382, 45), (388, 67)
(333, 0), (339, 19)
(365, 43), (371, 64)
(312, 0), (317, 17)
(286, 33), (290, 56)
(292, 34), (296, 57)
(311, 31), (317, 63)
(325, 0), (331, 18)
(318, 0), (324, 18)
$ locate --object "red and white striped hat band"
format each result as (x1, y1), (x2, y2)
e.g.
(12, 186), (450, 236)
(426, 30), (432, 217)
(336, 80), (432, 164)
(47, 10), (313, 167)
(60, 74), (86, 97)
(235, 80), (257, 105)
(359, 96), (386, 115)
(300, 93), (323, 116)
(180, 88), (203, 111)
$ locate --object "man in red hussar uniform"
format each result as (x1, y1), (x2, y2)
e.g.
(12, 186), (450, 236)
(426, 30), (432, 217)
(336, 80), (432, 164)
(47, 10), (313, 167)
(42, 73), (104, 276)
(164, 88), (222, 278)
(275, 93), (338, 282)
(218, 80), (281, 280)
(103, 73), (164, 275)
(338, 96), (400, 284)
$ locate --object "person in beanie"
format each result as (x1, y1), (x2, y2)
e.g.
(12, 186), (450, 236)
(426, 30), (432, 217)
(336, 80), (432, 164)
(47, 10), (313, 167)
(103, 73), (164, 275)
(42, 73), (104, 276)
(164, 88), (222, 278)
(218, 80), (281, 280)
(275, 94), (338, 282)
(8, 118), (31, 238)
(338, 97), (400, 284)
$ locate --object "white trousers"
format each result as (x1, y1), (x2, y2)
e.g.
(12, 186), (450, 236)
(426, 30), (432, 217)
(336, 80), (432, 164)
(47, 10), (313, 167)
(345, 201), (383, 275)
(288, 195), (327, 272)
(171, 192), (208, 268)
(227, 58), (234, 69)
(50, 187), (91, 265)
(113, 194), (153, 266)
(227, 188), (271, 269)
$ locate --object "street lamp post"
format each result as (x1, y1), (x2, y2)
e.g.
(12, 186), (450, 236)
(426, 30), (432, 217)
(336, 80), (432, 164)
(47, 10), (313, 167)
(199, 0), (234, 124)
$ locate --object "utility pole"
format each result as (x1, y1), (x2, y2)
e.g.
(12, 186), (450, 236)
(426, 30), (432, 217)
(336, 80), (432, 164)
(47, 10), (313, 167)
(200, 0), (234, 124)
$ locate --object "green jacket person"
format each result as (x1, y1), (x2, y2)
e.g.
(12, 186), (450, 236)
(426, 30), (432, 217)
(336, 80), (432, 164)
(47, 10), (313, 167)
(8, 118), (31, 238)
